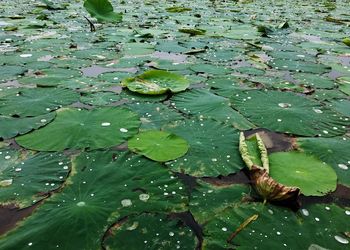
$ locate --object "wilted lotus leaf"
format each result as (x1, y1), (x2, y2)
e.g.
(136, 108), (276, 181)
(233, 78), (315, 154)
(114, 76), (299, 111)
(239, 132), (299, 201)
(122, 70), (189, 95)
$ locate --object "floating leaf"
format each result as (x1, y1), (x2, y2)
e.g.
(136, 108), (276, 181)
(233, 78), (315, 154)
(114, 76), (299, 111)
(269, 152), (337, 196)
(83, 0), (122, 23)
(166, 6), (192, 13)
(16, 107), (140, 151)
(0, 151), (187, 249)
(178, 28), (206, 36)
(122, 70), (189, 95)
(128, 130), (189, 162)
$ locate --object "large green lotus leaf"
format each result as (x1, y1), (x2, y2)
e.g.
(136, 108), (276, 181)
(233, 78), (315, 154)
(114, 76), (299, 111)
(171, 89), (254, 130)
(0, 65), (26, 81)
(127, 102), (184, 130)
(128, 130), (189, 162)
(269, 151), (337, 196)
(16, 107), (141, 151)
(203, 203), (350, 250)
(268, 59), (331, 73)
(230, 90), (348, 137)
(292, 73), (336, 89)
(122, 70), (189, 95)
(84, 0), (122, 23)
(298, 137), (350, 187)
(0, 151), (187, 250)
(0, 152), (70, 208)
(0, 88), (79, 117)
(163, 119), (244, 177)
(79, 91), (121, 106)
(0, 113), (55, 139)
(104, 213), (197, 249)
(337, 77), (350, 95)
(190, 180), (250, 224)
(329, 99), (350, 117)
(123, 43), (155, 56)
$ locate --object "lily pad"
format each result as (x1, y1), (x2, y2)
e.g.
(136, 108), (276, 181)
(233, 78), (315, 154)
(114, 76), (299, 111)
(0, 151), (187, 249)
(16, 107), (140, 151)
(269, 151), (337, 196)
(122, 70), (189, 95)
(128, 130), (189, 162)
(84, 0), (122, 23)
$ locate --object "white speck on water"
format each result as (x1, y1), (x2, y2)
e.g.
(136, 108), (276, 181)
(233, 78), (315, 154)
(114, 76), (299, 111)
(301, 209), (309, 216)
(338, 164), (348, 170)
(120, 128), (128, 133)
(222, 227), (228, 232)
(20, 54), (32, 58)
(101, 122), (111, 127)
(139, 193), (150, 202)
(334, 235), (349, 244)
(77, 201), (86, 207)
(121, 199), (132, 207)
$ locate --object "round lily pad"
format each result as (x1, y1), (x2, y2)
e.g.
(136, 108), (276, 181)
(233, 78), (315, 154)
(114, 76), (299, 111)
(0, 88), (79, 117)
(230, 90), (348, 137)
(16, 107), (141, 151)
(121, 70), (190, 95)
(269, 151), (337, 196)
(128, 130), (189, 162)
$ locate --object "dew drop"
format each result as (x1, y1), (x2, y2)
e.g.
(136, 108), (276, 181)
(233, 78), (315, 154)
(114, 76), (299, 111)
(121, 199), (132, 207)
(4, 155), (11, 160)
(101, 122), (111, 127)
(169, 232), (175, 236)
(139, 193), (150, 202)
(334, 235), (349, 244)
(338, 164), (348, 170)
(222, 227), (228, 232)
(77, 201), (86, 207)
(120, 128), (128, 133)
(301, 209), (309, 216)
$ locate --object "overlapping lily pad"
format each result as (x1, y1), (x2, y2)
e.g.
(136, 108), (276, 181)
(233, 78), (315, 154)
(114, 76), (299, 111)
(0, 151), (187, 249)
(16, 107), (140, 151)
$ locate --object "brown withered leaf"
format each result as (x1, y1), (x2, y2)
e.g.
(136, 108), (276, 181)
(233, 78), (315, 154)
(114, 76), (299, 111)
(250, 165), (300, 201)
